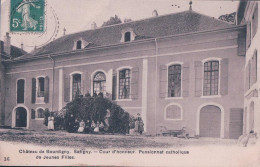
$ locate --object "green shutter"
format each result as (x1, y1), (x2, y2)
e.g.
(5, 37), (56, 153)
(194, 61), (202, 97)
(130, 67), (139, 99)
(31, 78), (36, 103)
(159, 65), (167, 98)
(182, 62), (190, 97)
(220, 58), (229, 96)
(64, 74), (70, 102)
(44, 76), (49, 103)
(112, 70), (117, 100)
(31, 109), (35, 119)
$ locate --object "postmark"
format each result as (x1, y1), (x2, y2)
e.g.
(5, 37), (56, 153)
(10, 0), (45, 32)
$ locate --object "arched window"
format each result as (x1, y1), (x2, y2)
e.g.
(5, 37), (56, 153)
(165, 104), (182, 120)
(168, 64), (181, 97)
(124, 32), (131, 42)
(72, 74), (82, 99)
(203, 61), (219, 96)
(37, 108), (44, 119)
(76, 40), (82, 49)
(17, 79), (25, 103)
(37, 77), (45, 97)
(93, 72), (106, 95)
(119, 69), (130, 99)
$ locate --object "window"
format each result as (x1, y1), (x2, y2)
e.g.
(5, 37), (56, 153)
(72, 74), (81, 99)
(37, 108), (44, 119)
(168, 64), (181, 97)
(17, 79), (25, 103)
(118, 69), (130, 99)
(124, 32), (131, 42)
(37, 77), (45, 97)
(76, 40), (82, 49)
(252, 4), (258, 38)
(93, 72), (106, 95)
(165, 104), (182, 120)
(203, 61), (219, 96)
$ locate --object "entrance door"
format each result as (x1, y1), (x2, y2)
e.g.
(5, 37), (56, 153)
(199, 105), (221, 138)
(16, 107), (27, 127)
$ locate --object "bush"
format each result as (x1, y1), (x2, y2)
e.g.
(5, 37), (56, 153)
(58, 94), (130, 134)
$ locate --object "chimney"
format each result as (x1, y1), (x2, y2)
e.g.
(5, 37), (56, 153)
(91, 22), (97, 29)
(152, 10), (158, 17)
(4, 32), (11, 55)
(21, 42), (24, 50)
(63, 27), (66, 36)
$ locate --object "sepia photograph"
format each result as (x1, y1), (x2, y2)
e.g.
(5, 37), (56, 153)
(0, 0), (259, 166)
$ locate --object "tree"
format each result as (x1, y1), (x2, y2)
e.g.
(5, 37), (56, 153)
(55, 94), (130, 134)
(218, 12), (236, 24)
(102, 15), (122, 27)
(124, 18), (132, 23)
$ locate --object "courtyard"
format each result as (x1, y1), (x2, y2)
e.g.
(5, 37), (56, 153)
(0, 128), (237, 149)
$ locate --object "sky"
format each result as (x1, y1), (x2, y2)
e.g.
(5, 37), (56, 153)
(0, 0), (239, 52)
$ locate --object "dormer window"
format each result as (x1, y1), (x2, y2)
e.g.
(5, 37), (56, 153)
(76, 40), (82, 49)
(124, 32), (131, 42)
(73, 38), (90, 50)
(121, 28), (136, 43)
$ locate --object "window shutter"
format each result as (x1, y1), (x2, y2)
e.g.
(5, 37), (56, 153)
(64, 74), (70, 102)
(252, 5), (258, 38)
(220, 58), (229, 96)
(31, 109), (35, 119)
(159, 65), (167, 98)
(245, 64), (249, 92)
(84, 72), (91, 95)
(31, 78), (36, 103)
(81, 73), (86, 95)
(182, 62), (190, 97)
(194, 61), (203, 97)
(251, 51), (257, 85)
(44, 76), (49, 103)
(112, 70), (117, 100)
(106, 69), (113, 99)
(246, 22), (251, 49)
(131, 67), (139, 99)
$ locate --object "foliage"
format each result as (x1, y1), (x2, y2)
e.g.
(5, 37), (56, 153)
(54, 94), (130, 134)
(124, 18), (132, 23)
(102, 15), (122, 27)
(218, 12), (236, 24)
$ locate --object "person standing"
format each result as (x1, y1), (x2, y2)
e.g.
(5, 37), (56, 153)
(48, 112), (55, 130)
(135, 113), (144, 135)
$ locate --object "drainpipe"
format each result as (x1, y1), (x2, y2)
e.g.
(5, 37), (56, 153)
(154, 38), (158, 135)
(48, 55), (55, 112)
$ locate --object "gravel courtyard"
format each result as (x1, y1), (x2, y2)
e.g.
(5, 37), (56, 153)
(0, 128), (237, 149)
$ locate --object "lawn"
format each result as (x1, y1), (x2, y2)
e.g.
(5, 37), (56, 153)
(0, 128), (237, 149)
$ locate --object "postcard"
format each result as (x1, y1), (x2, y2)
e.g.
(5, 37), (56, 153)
(0, 0), (259, 166)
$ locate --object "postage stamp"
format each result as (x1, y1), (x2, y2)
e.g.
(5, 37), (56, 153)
(9, 0), (45, 32)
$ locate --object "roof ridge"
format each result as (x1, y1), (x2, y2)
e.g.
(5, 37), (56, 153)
(191, 10), (235, 26)
(63, 10), (192, 38)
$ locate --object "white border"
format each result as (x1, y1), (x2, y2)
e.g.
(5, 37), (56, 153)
(164, 102), (183, 121)
(12, 104), (30, 129)
(196, 102), (224, 138)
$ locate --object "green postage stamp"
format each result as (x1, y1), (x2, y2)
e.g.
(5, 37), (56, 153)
(10, 0), (45, 32)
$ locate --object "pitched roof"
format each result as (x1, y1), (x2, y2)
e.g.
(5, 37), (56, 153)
(0, 41), (27, 60)
(18, 10), (236, 59)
